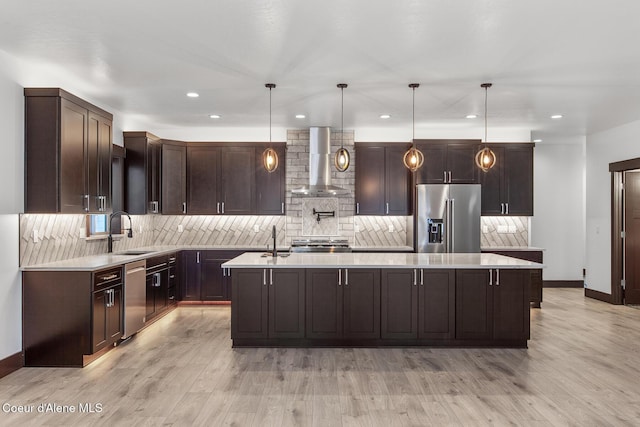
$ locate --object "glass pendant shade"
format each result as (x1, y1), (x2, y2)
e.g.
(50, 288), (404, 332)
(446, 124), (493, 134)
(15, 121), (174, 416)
(475, 146), (496, 173)
(334, 147), (350, 172)
(403, 146), (424, 172)
(263, 147), (278, 173)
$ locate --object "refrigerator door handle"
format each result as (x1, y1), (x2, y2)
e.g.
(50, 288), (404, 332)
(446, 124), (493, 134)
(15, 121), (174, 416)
(450, 198), (455, 253)
(444, 198), (450, 252)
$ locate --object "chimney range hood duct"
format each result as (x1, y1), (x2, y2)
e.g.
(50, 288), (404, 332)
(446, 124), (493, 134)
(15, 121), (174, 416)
(291, 127), (350, 196)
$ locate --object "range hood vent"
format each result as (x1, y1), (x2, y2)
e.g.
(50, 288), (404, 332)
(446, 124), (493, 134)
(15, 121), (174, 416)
(291, 126), (350, 196)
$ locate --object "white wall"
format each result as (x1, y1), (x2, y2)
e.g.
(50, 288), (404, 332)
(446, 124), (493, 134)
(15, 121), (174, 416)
(530, 138), (586, 281)
(585, 120), (640, 293)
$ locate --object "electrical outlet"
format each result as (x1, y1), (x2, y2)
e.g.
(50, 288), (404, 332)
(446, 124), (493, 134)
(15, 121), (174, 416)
(254, 224), (260, 233)
(33, 229), (39, 243)
(388, 224), (394, 233)
(178, 224), (184, 233)
(79, 227), (86, 239)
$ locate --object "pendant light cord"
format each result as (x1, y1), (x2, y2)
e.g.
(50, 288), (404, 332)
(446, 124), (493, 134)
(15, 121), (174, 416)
(269, 86), (272, 143)
(484, 85), (488, 144)
(341, 86), (344, 149)
(412, 86), (416, 145)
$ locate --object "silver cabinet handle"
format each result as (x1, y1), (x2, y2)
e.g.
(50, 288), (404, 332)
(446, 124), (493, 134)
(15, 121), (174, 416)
(84, 195), (90, 212)
(344, 269), (348, 286)
(151, 201), (159, 213)
(496, 269), (500, 286)
(182, 202), (187, 214)
(263, 269), (267, 285)
(270, 269), (273, 286)
(489, 269), (493, 286)
(196, 252), (200, 264)
(420, 269), (424, 286)
(505, 203), (509, 215)
(448, 171), (452, 183)
(103, 196), (107, 211)
(386, 203), (389, 215)
(443, 171), (447, 182)
(217, 202), (220, 214)
(221, 202), (225, 214)
(281, 202), (285, 214)
(338, 269), (342, 286)
(413, 269), (417, 286)
(222, 267), (225, 277)
(500, 203), (504, 215)
(356, 203), (360, 214)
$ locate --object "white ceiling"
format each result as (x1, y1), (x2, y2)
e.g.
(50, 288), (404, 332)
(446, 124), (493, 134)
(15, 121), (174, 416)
(2, 0), (640, 141)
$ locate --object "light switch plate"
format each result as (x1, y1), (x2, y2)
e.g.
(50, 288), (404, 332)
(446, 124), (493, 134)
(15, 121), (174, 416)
(33, 229), (39, 243)
(388, 224), (394, 233)
(507, 225), (517, 233)
(79, 227), (86, 239)
(254, 224), (260, 232)
(177, 224), (184, 233)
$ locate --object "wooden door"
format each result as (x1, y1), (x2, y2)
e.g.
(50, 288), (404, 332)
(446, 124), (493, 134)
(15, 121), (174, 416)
(504, 145), (534, 215)
(447, 144), (478, 184)
(305, 269), (343, 339)
(385, 146), (411, 215)
(479, 145), (504, 215)
(180, 251), (201, 301)
(355, 145), (385, 214)
(256, 144), (286, 215)
(92, 290), (107, 352)
(60, 98), (88, 213)
(231, 269), (268, 339)
(201, 254), (226, 301)
(221, 147), (255, 214)
(187, 146), (220, 214)
(492, 269), (530, 340)
(155, 270), (168, 313)
(415, 143), (447, 184)
(625, 171), (640, 303)
(97, 114), (112, 211)
(343, 269), (380, 339)
(107, 286), (123, 343)
(455, 269), (492, 340)
(419, 269), (455, 340)
(268, 269), (305, 339)
(380, 269), (417, 339)
(161, 143), (187, 214)
(145, 273), (157, 319)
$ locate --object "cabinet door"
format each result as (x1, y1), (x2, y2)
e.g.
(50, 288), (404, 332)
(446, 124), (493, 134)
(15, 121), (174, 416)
(415, 144), (446, 184)
(447, 144), (478, 184)
(149, 142), (162, 213)
(181, 251), (201, 301)
(155, 270), (168, 314)
(231, 269), (268, 339)
(306, 269), (343, 339)
(385, 146), (411, 215)
(187, 146), (220, 214)
(455, 269), (492, 340)
(92, 290), (107, 353)
(268, 269), (305, 339)
(60, 98), (88, 213)
(145, 273), (157, 319)
(419, 270), (455, 340)
(479, 145), (505, 215)
(161, 144), (187, 214)
(201, 254), (226, 301)
(107, 285), (123, 343)
(381, 269), (417, 339)
(256, 145), (286, 215)
(343, 269), (380, 339)
(493, 269), (530, 340)
(221, 147), (256, 214)
(503, 146), (534, 215)
(88, 112), (112, 212)
(355, 145), (385, 214)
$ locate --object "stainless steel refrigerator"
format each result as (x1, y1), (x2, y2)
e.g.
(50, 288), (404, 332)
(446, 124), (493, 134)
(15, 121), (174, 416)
(416, 184), (481, 253)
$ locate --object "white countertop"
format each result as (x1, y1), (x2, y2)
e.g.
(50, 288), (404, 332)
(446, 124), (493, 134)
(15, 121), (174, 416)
(222, 252), (544, 269)
(481, 246), (545, 251)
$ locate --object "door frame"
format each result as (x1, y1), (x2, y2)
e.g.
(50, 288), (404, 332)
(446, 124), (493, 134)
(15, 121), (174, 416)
(609, 157), (640, 305)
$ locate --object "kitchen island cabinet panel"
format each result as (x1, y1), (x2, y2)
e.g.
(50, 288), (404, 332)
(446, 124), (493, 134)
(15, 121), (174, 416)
(231, 269), (269, 339)
(493, 269), (530, 340)
(381, 269), (417, 339)
(343, 269), (380, 339)
(419, 270), (456, 340)
(268, 269), (305, 339)
(455, 269), (493, 340)
(305, 269), (343, 339)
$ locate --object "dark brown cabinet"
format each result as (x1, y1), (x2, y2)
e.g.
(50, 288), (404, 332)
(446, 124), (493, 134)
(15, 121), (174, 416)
(231, 268), (305, 341)
(93, 284), (123, 354)
(455, 269), (530, 342)
(256, 144), (286, 215)
(482, 249), (543, 307)
(414, 140), (479, 185)
(222, 147), (256, 214)
(187, 146), (220, 214)
(479, 144), (534, 216)
(355, 143), (411, 215)
(145, 254), (176, 321)
(181, 250), (239, 301)
(380, 268), (455, 340)
(123, 132), (162, 214)
(162, 142), (187, 214)
(306, 268), (380, 339)
(25, 88), (113, 213)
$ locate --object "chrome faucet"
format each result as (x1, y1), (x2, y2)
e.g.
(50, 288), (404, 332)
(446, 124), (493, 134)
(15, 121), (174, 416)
(108, 211), (133, 253)
(272, 225), (277, 257)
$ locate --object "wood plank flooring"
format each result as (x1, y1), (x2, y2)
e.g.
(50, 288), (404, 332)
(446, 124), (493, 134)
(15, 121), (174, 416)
(2, 288), (640, 426)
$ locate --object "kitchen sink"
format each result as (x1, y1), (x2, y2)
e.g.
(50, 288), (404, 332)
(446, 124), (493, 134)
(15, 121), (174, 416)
(117, 250), (155, 256)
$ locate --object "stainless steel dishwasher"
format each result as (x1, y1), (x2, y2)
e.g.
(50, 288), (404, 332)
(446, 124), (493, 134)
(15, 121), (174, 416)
(123, 259), (147, 338)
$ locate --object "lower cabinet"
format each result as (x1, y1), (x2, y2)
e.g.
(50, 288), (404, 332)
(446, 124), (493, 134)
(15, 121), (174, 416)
(182, 250), (239, 301)
(92, 284), (123, 354)
(145, 253), (177, 321)
(455, 269), (530, 341)
(481, 249), (543, 308)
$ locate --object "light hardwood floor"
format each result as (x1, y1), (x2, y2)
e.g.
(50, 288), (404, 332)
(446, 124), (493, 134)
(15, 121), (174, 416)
(1, 288), (640, 426)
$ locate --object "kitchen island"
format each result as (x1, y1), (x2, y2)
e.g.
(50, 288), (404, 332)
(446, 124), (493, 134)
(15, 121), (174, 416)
(222, 252), (543, 348)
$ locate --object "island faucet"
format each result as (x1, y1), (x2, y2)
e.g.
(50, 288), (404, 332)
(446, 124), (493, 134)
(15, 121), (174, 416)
(272, 225), (277, 257)
(108, 211), (133, 253)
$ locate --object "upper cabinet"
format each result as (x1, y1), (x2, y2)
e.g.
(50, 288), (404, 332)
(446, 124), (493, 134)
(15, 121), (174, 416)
(355, 143), (411, 215)
(162, 142), (187, 215)
(255, 144), (286, 215)
(123, 132), (162, 214)
(479, 143), (534, 216)
(414, 140), (480, 184)
(25, 88), (113, 213)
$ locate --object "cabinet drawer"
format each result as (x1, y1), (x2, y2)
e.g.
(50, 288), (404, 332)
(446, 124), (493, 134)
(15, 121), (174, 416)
(93, 267), (122, 291)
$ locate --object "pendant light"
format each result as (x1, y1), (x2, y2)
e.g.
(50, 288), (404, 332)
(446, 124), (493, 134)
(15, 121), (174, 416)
(334, 83), (350, 172)
(403, 83), (424, 172)
(475, 83), (497, 172)
(263, 83), (279, 173)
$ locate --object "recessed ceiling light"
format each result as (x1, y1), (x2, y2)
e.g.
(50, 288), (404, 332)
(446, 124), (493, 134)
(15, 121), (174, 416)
(533, 139), (542, 143)
(551, 114), (563, 119)
(379, 114), (391, 119)
(209, 114), (221, 119)
(295, 114), (306, 119)
(466, 114), (477, 119)
(186, 92), (199, 98)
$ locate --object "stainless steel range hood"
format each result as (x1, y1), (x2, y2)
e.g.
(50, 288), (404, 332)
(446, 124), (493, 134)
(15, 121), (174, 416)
(291, 126), (350, 196)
